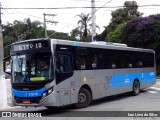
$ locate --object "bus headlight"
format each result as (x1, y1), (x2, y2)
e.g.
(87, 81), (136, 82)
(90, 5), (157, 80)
(42, 87), (54, 98)
(48, 88), (53, 94)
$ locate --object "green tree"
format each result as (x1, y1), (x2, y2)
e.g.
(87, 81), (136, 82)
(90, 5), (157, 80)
(107, 22), (126, 43)
(75, 13), (100, 42)
(48, 30), (76, 41)
(154, 26), (160, 66)
(70, 27), (82, 40)
(14, 18), (42, 40)
(121, 14), (160, 66)
(3, 18), (76, 57)
(76, 13), (92, 39)
(101, 1), (143, 41)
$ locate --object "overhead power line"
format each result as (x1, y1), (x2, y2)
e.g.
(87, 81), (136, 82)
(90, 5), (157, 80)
(3, 9), (76, 27)
(3, 9), (43, 19)
(96, 0), (112, 12)
(43, 13), (58, 38)
(2, 5), (160, 9)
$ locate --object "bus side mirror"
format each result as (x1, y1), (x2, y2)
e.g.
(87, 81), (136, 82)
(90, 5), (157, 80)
(3, 56), (11, 75)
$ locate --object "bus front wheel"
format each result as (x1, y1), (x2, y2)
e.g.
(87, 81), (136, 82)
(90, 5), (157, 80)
(132, 80), (140, 96)
(75, 88), (91, 108)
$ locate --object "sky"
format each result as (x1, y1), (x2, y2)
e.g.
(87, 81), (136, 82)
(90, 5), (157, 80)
(1, 0), (160, 35)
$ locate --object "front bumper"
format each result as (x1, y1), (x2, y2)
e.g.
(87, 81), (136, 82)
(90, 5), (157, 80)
(12, 91), (59, 107)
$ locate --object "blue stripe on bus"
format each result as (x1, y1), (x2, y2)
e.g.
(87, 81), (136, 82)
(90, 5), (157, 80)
(109, 72), (156, 89)
(12, 72), (156, 97)
(12, 87), (47, 98)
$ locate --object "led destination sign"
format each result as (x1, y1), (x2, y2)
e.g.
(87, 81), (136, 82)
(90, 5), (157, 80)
(12, 41), (49, 52)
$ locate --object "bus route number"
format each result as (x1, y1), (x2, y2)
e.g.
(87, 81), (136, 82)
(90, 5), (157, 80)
(14, 42), (44, 51)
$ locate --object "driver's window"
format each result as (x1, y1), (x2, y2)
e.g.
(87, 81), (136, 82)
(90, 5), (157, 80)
(56, 53), (73, 73)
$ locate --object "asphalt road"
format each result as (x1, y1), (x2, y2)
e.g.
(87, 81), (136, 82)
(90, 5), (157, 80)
(1, 81), (160, 120)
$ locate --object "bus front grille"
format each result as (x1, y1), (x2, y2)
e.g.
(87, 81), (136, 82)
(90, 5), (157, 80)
(14, 97), (41, 104)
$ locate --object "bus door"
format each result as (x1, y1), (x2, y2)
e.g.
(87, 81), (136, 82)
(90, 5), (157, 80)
(55, 51), (74, 106)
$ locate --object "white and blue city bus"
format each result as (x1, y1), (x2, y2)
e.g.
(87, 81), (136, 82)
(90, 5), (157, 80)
(3, 38), (156, 108)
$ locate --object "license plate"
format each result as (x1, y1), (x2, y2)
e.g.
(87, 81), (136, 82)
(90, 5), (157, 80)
(23, 100), (31, 104)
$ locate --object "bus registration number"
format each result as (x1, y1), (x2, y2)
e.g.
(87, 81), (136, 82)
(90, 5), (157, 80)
(23, 100), (31, 104)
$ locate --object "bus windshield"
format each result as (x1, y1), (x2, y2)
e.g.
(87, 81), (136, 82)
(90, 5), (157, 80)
(11, 52), (54, 83)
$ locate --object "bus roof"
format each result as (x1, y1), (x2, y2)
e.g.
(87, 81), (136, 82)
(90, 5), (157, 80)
(52, 39), (155, 53)
(12, 38), (155, 53)
(12, 38), (48, 45)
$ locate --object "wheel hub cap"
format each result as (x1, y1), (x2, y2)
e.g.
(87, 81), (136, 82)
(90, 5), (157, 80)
(79, 93), (87, 103)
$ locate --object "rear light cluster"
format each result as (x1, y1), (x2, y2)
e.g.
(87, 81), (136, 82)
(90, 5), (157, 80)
(42, 87), (54, 98)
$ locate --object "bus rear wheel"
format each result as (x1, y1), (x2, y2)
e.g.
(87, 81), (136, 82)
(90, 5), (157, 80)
(75, 88), (91, 108)
(132, 80), (140, 96)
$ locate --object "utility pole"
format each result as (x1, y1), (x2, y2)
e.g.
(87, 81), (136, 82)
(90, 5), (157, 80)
(0, 2), (7, 108)
(43, 13), (58, 38)
(91, 0), (96, 42)
(0, 3), (3, 77)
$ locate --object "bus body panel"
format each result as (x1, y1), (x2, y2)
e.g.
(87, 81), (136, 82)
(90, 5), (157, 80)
(8, 38), (156, 107)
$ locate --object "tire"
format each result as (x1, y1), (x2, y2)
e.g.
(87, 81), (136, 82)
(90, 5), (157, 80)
(74, 88), (92, 108)
(132, 80), (140, 96)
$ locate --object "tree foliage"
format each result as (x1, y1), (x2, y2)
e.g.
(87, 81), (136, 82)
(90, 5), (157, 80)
(155, 26), (160, 65)
(106, 22), (126, 43)
(122, 14), (160, 64)
(76, 13), (92, 37)
(101, 1), (143, 41)
(3, 18), (76, 57)
(122, 14), (160, 48)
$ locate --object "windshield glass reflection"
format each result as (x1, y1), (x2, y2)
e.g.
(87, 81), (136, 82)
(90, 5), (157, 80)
(12, 52), (54, 83)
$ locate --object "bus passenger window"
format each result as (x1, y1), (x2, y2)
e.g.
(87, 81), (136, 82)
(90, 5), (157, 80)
(80, 59), (86, 69)
(74, 47), (90, 70)
(56, 53), (73, 73)
(137, 61), (143, 67)
(129, 63), (132, 68)
(91, 56), (97, 69)
(90, 49), (103, 69)
(75, 57), (86, 69)
(112, 64), (116, 68)
(75, 56), (90, 70)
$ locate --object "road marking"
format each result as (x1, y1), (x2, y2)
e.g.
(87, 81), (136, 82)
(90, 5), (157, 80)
(150, 87), (160, 91)
(147, 91), (158, 94)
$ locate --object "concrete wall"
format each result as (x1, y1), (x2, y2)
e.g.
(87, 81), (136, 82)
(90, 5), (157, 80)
(0, 76), (7, 109)
(0, 78), (12, 109)
(6, 79), (12, 106)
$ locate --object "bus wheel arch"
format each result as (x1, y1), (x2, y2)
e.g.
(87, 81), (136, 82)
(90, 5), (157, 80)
(80, 85), (93, 99)
(132, 79), (140, 96)
(74, 85), (92, 108)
